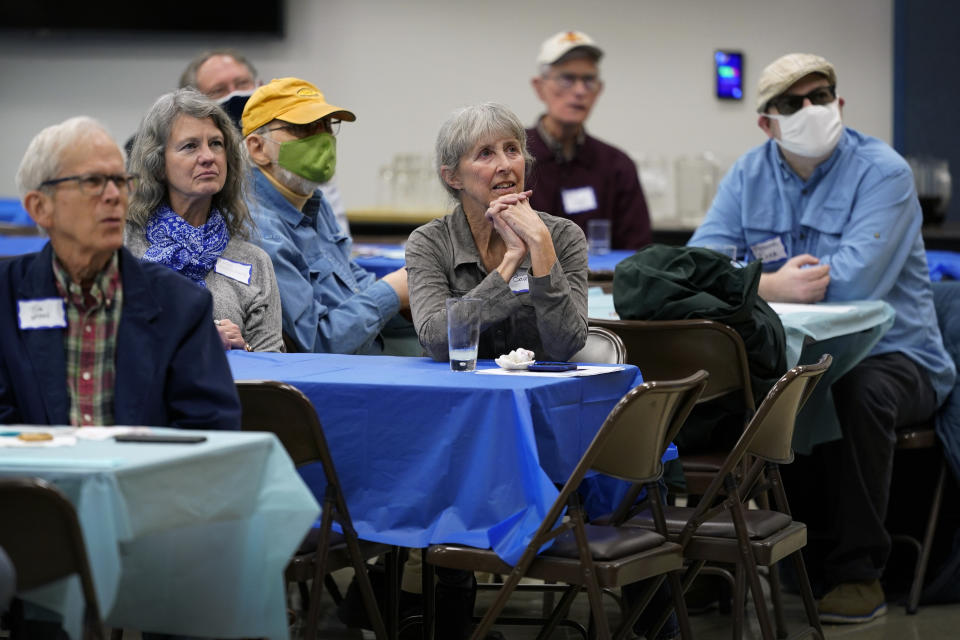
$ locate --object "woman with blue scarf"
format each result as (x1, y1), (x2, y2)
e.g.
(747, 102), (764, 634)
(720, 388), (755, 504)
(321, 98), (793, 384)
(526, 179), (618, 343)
(127, 88), (283, 352)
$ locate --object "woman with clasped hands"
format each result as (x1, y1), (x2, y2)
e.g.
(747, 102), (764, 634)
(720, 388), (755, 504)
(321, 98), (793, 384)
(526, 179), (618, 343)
(126, 88), (283, 351)
(406, 102), (588, 361)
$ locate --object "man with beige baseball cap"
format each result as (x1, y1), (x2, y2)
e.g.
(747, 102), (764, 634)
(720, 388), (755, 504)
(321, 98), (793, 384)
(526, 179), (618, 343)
(689, 53), (955, 624)
(242, 77), (411, 355)
(526, 30), (652, 250)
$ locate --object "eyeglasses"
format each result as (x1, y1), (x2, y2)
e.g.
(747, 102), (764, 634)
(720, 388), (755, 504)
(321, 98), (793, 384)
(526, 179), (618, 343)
(267, 118), (341, 138)
(548, 72), (601, 93)
(766, 85), (837, 115)
(39, 173), (139, 197)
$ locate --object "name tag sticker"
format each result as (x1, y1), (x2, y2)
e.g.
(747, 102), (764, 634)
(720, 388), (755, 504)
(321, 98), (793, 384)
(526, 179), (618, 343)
(18, 298), (67, 330)
(561, 186), (598, 215)
(750, 236), (788, 262)
(509, 271), (530, 293)
(214, 258), (252, 285)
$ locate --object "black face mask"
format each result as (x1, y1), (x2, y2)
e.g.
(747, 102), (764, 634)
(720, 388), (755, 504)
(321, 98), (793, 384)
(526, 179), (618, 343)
(217, 89), (255, 132)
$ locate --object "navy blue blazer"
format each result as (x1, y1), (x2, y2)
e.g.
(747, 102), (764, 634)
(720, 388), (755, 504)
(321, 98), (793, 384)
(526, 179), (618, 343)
(0, 244), (240, 428)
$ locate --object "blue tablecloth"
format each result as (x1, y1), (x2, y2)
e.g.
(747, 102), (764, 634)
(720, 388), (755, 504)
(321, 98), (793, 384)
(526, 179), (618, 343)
(0, 428), (319, 640)
(586, 249), (636, 274)
(0, 199), (33, 226)
(227, 352), (655, 565)
(0, 235), (47, 257)
(927, 249), (960, 281)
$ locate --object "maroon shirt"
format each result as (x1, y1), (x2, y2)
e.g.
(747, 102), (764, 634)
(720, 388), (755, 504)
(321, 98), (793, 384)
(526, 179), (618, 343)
(526, 123), (652, 250)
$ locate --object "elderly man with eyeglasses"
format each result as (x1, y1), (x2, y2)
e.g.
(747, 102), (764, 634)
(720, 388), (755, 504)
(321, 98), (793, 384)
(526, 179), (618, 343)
(0, 116), (240, 430)
(242, 77), (411, 354)
(689, 53), (955, 624)
(526, 30), (652, 250)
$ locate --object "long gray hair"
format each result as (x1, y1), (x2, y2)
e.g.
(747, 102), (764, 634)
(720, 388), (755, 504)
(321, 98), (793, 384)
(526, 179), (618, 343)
(128, 88), (251, 238)
(435, 102), (534, 201)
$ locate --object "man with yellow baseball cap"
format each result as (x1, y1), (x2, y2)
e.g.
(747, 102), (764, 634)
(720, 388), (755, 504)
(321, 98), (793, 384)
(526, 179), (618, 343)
(689, 53), (955, 625)
(242, 77), (410, 354)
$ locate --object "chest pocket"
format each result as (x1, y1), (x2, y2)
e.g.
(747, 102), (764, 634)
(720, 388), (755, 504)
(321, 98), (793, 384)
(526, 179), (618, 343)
(308, 252), (357, 294)
(800, 194), (852, 257)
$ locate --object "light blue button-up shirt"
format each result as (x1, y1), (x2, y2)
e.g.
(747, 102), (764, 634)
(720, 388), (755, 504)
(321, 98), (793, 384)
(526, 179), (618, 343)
(690, 128), (956, 403)
(246, 168), (400, 354)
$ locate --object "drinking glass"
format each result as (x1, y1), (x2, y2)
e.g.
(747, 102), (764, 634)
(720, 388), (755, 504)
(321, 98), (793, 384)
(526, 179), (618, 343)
(446, 297), (482, 371)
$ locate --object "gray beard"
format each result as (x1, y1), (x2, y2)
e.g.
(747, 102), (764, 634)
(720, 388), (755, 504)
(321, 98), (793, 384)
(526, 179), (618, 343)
(273, 163), (322, 196)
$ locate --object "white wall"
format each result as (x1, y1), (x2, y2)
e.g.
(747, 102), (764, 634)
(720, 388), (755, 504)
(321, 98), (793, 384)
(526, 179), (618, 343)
(0, 0), (893, 217)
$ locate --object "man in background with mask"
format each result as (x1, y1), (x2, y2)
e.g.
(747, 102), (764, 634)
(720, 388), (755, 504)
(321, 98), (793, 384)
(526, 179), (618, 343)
(179, 50), (352, 236)
(689, 53), (955, 624)
(242, 77), (410, 354)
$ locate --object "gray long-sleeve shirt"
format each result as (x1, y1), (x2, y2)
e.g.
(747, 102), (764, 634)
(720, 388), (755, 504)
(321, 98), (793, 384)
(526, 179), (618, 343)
(406, 205), (588, 362)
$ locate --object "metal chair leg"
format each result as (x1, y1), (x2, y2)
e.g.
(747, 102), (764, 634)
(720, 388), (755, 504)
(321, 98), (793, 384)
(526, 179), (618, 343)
(908, 457), (947, 614)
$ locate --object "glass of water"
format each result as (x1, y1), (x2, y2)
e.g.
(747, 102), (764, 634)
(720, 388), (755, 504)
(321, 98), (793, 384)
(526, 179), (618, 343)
(446, 297), (482, 371)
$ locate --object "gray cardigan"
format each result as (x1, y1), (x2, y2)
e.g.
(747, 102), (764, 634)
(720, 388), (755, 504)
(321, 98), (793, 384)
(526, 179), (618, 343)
(126, 228), (284, 352)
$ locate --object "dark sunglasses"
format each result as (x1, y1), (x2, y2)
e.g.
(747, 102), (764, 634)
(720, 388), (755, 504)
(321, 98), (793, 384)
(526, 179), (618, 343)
(766, 85), (837, 116)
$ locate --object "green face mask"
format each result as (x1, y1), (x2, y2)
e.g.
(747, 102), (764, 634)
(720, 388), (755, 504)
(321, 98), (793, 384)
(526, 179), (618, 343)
(276, 132), (336, 183)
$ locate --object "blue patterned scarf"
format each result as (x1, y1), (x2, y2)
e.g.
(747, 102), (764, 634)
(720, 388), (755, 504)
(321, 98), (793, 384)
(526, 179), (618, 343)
(142, 205), (230, 287)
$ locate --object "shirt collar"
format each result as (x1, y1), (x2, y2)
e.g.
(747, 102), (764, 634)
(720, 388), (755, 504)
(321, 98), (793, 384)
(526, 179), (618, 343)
(52, 251), (121, 309)
(536, 115), (586, 162)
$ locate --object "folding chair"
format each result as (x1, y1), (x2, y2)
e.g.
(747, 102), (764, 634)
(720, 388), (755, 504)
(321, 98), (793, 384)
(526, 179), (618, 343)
(590, 317), (756, 496)
(235, 379), (393, 640)
(570, 326), (627, 365)
(423, 370), (710, 640)
(612, 354), (832, 640)
(0, 477), (104, 640)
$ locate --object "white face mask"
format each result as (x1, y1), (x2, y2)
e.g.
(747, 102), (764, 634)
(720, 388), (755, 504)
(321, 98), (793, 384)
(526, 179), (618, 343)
(767, 101), (843, 158)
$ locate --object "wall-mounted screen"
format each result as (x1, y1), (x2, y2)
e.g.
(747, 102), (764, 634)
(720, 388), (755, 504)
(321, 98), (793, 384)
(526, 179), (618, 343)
(715, 50), (743, 100)
(0, 1), (284, 36)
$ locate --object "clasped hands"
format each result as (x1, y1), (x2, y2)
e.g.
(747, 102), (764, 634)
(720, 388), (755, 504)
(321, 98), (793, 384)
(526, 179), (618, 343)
(484, 190), (550, 257)
(759, 254), (831, 303)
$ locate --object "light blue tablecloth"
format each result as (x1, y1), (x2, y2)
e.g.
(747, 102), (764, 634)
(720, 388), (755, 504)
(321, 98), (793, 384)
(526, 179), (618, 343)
(586, 291), (895, 453)
(227, 352), (656, 566)
(0, 429), (319, 639)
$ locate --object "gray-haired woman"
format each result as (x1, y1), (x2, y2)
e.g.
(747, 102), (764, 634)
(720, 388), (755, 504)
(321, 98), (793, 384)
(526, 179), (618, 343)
(406, 102), (588, 361)
(127, 88), (283, 352)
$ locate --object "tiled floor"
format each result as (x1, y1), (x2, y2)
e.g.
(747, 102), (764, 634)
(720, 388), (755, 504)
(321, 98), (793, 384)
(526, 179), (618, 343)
(306, 568), (960, 639)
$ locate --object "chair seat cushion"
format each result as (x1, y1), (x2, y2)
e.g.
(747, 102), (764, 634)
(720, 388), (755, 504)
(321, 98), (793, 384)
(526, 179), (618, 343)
(629, 505), (792, 539)
(541, 524), (666, 560)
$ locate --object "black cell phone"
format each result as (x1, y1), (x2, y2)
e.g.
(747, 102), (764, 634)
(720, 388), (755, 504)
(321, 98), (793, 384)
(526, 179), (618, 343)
(527, 361), (578, 372)
(114, 434), (207, 444)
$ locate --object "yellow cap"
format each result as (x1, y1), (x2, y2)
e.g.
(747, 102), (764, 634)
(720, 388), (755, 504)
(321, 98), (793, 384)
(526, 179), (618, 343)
(241, 77), (356, 137)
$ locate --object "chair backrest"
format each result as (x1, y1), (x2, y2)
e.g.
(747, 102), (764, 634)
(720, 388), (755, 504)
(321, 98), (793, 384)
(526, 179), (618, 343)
(570, 326), (627, 364)
(0, 478), (103, 636)
(591, 370), (709, 483)
(235, 379), (325, 468)
(590, 318), (755, 411)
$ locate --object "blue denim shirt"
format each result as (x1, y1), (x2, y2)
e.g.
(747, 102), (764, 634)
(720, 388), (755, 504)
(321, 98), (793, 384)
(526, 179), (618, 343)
(246, 169), (399, 354)
(690, 128), (956, 403)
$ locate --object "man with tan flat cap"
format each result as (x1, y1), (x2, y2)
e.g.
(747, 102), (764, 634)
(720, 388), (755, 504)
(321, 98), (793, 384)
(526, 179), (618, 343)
(690, 53), (955, 624)
(242, 77), (409, 354)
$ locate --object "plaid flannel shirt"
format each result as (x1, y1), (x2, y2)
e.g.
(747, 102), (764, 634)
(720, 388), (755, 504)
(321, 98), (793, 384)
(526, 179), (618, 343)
(52, 252), (123, 426)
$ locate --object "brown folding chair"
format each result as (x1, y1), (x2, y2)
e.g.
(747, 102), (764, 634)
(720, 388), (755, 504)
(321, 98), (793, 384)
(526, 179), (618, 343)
(570, 326), (627, 365)
(235, 379), (393, 640)
(423, 370), (710, 640)
(0, 477), (104, 640)
(590, 317), (756, 496)
(612, 354), (832, 640)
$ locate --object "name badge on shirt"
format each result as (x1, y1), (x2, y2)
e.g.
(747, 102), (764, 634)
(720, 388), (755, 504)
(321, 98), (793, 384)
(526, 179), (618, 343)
(214, 258), (252, 285)
(750, 236), (788, 263)
(561, 186), (598, 215)
(509, 270), (530, 293)
(18, 298), (67, 330)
